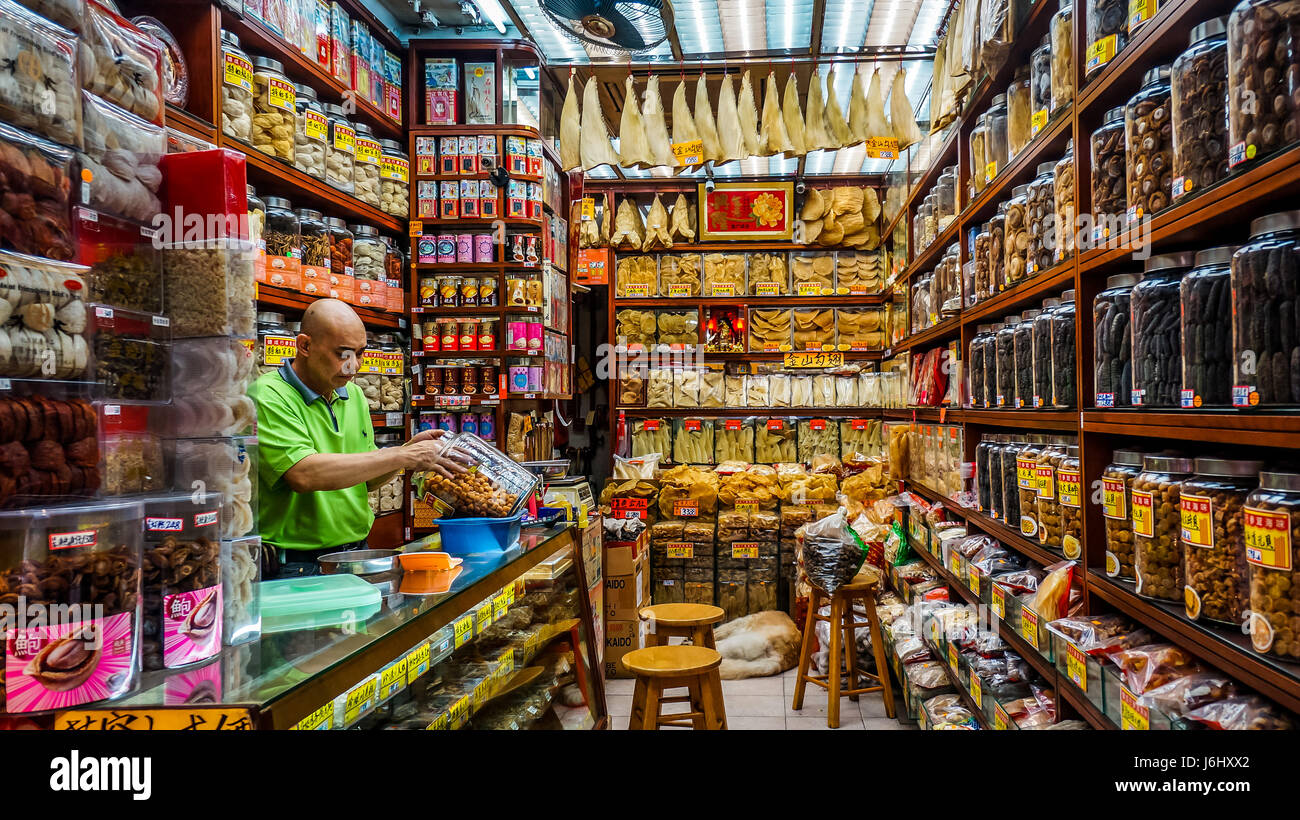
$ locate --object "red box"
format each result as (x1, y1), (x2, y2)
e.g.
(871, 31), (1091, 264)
(158, 150), (249, 242)
(426, 89), (456, 124)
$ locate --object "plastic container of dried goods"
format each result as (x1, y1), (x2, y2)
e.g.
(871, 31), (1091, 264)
(0, 499), (145, 711)
(17, 0), (83, 32)
(918, 198), (935, 249)
(979, 323), (1001, 408)
(221, 534), (261, 646)
(296, 207), (329, 284)
(1034, 438), (1067, 550)
(1050, 289), (1077, 408)
(985, 433), (1006, 519)
(325, 218), (353, 279)
(974, 228), (993, 302)
(82, 0), (164, 123)
(1133, 454), (1195, 601)
(1008, 66), (1032, 159)
(169, 436), (257, 538)
(1026, 161), (1058, 276)
(138, 492), (224, 670)
(324, 103), (356, 194)
(251, 57), (295, 162)
(1009, 311), (1037, 409)
(219, 30), (253, 142)
(79, 90), (165, 225)
(995, 316), (1019, 408)
(352, 224), (385, 283)
(1004, 185), (1030, 287)
(74, 209), (162, 313)
(969, 114), (989, 196)
(0, 252), (88, 380)
(88, 305), (170, 401)
(261, 197), (300, 290)
(969, 324), (994, 409)
(1102, 450), (1146, 579)
(1179, 246), (1238, 408)
(261, 572), (381, 633)
(1181, 457), (1263, 626)
(1245, 471), (1300, 659)
(247, 183), (265, 258)
(96, 402), (162, 495)
(1231, 211), (1300, 406)
(939, 245), (961, 315)
(1085, 0), (1127, 77)
(988, 204), (1007, 293)
(987, 95), (1009, 183)
(1054, 140), (1076, 263)
(293, 83), (328, 181)
(1171, 18), (1229, 201)
(161, 240), (257, 339)
(1031, 296), (1060, 408)
(258, 311), (293, 375)
(0, 122), (75, 261)
(1031, 36), (1052, 133)
(615, 255), (659, 298)
(1093, 274), (1137, 408)
(1125, 65), (1174, 221)
(418, 432), (540, 520)
(1051, 0), (1074, 110)
(1012, 436), (1044, 539)
(1131, 253), (1193, 407)
(1058, 445), (1084, 559)
(379, 139), (411, 219)
(352, 122), (383, 208)
(1091, 106), (1128, 228)
(0, 0), (81, 146)
(976, 436), (995, 513)
(1000, 437), (1024, 527)
(1227, 0), (1300, 172)
(936, 168), (957, 232)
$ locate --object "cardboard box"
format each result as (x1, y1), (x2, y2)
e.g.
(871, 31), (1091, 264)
(603, 618), (648, 679)
(603, 530), (647, 576)
(604, 545), (649, 622)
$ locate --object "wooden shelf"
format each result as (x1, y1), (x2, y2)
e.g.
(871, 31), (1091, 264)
(616, 407), (888, 416)
(903, 218), (960, 281)
(891, 315), (961, 353)
(958, 108), (1073, 227)
(165, 106), (218, 144)
(258, 284), (403, 328)
(612, 295), (887, 308)
(609, 241), (880, 254)
(961, 260), (1075, 326)
(416, 171), (542, 183)
(415, 217), (542, 228)
(957, 408), (1079, 431)
(906, 479), (1071, 569)
(414, 349), (529, 358)
(370, 412), (408, 427)
(1081, 409), (1300, 448)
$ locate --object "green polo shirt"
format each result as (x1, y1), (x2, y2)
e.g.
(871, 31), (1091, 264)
(249, 362), (377, 552)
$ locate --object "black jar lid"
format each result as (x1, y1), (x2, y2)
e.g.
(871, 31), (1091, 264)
(1194, 457), (1263, 478)
(1188, 16), (1228, 46)
(1249, 211), (1300, 237)
(1192, 245), (1239, 268)
(1113, 449), (1146, 467)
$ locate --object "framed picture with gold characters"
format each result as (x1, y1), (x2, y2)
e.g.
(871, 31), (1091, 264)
(698, 182), (795, 241)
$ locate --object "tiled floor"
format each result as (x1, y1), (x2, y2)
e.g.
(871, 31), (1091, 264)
(605, 668), (917, 730)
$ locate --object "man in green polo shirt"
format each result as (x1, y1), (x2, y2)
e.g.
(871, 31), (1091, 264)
(250, 299), (462, 578)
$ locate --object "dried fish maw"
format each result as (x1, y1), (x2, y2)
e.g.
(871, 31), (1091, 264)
(862, 187), (882, 222)
(800, 187), (826, 221)
(619, 75), (652, 169)
(838, 209), (866, 237)
(847, 65), (869, 146)
(671, 80), (700, 148)
(823, 68), (852, 148)
(890, 66), (923, 150)
(737, 71), (762, 158)
(804, 71), (834, 151)
(561, 74), (581, 171)
(819, 212), (845, 245)
(782, 72), (807, 157)
(610, 197), (644, 249)
(865, 68), (892, 140)
(669, 193), (695, 241)
(642, 75), (674, 168)
(830, 186), (864, 216)
(643, 194), (673, 250)
(580, 77), (619, 171)
(694, 74), (723, 163)
(759, 72), (792, 156)
(600, 193), (612, 243)
(716, 74), (745, 164)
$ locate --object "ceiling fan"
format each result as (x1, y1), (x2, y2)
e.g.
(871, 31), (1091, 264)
(539, 0), (671, 54)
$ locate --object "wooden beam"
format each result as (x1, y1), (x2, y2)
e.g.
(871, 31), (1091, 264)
(498, 0), (533, 39)
(662, 0), (684, 61)
(808, 0), (827, 58)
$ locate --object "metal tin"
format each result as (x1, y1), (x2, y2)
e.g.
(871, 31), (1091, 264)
(318, 549), (399, 575)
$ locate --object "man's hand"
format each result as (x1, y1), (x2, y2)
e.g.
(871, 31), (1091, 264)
(408, 428), (452, 445)
(401, 437), (469, 479)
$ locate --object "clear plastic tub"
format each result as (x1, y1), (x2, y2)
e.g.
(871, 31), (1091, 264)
(219, 29), (253, 142)
(88, 305), (170, 401)
(74, 209), (162, 314)
(160, 240), (257, 339)
(1179, 245), (1237, 407)
(1051, 0), (1074, 111)
(1131, 253), (1193, 407)
(789, 252), (835, 295)
(1085, 0), (1128, 78)
(0, 251), (89, 381)
(1133, 454), (1195, 602)
(1102, 449), (1146, 579)
(1054, 140), (1076, 262)
(379, 139), (410, 219)
(1227, 0), (1300, 171)
(169, 436), (256, 538)
(1004, 185), (1030, 287)
(324, 102), (355, 195)
(1008, 67), (1032, 159)
(260, 573), (382, 633)
(1171, 18), (1229, 201)
(1230, 210), (1300, 406)
(293, 83), (327, 181)
(0, 0), (81, 147)
(986, 96), (1009, 182)
(1031, 36), (1052, 133)
(1016, 437), (1046, 539)
(995, 315), (1019, 408)
(251, 56), (295, 162)
(352, 123), (383, 208)
(1181, 457), (1262, 626)
(79, 91), (165, 225)
(167, 336), (258, 438)
(969, 114), (989, 196)
(139, 492), (224, 670)
(419, 432), (540, 519)
(1245, 471), (1300, 659)
(1093, 274), (1137, 408)
(969, 324), (994, 409)
(82, 0), (164, 124)
(221, 535), (261, 646)
(989, 204), (1007, 293)
(0, 122), (75, 261)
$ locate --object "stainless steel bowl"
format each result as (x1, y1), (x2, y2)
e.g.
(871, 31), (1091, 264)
(318, 549), (400, 575)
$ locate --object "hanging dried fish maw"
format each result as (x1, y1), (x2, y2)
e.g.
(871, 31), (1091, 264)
(610, 197), (645, 249)
(782, 73), (807, 157)
(847, 65), (870, 146)
(737, 71), (762, 158)
(561, 73), (581, 171)
(619, 74), (652, 169)
(580, 77), (619, 171)
(865, 68), (892, 140)
(694, 74), (723, 163)
(824, 67), (852, 148)
(760, 72), (793, 157)
(642, 75), (674, 168)
(600, 193), (613, 244)
(890, 67), (924, 150)
(669, 193), (696, 241)
(716, 73), (746, 164)
(643, 194), (673, 250)
(672, 80), (700, 150)
(804, 70), (834, 151)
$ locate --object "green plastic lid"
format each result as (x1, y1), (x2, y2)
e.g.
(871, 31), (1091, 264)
(260, 574), (382, 633)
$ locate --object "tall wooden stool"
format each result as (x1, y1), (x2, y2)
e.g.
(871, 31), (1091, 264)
(639, 603), (725, 649)
(790, 569), (896, 728)
(622, 645), (728, 730)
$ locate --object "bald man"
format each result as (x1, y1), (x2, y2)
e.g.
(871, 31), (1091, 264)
(249, 299), (462, 578)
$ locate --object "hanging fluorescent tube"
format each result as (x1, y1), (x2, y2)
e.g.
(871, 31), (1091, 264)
(474, 0), (509, 33)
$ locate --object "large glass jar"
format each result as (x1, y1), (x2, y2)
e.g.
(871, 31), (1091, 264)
(940, 244), (961, 315)
(1054, 140), (1076, 263)
(987, 433), (1006, 519)
(293, 83), (327, 181)
(379, 139), (410, 219)
(1227, 0), (1300, 173)
(989, 204), (1007, 292)
(921, 194), (937, 247)
(1035, 437), (1068, 548)
(970, 114), (989, 196)
(1058, 445), (1084, 559)
(1093, 273), (1138, 407)
(1125, 64), (1174, 220)
(977, 435), (995, 512)
(1103, 450), (1146, 579)
(247, 184), (265, 259)
(1180, 245), (1238, 407)
(1051, 289), (1077, 408)
(983, 323), (1003, 408)
(219, 30), (253, 142)
(1171, 17), (1229, 202)
(1133, 454), (1195, 602)
(1032, 297), (1060, 408)
(1031, 35), (1053, 134)
(1182, 457), (1263, 626)
(251, 57), (295, 162)
(353, 123), (383, 208)
(1008, 67), (1032, 159)
(1245, 471), (1300, 659)
(325, 218), (353, 276)
(1131, 252), (1193, 407)
(1026, 161), (1058, 276)
(986, 95), (1009, 183)
(970, 324), (994, 408)
(1231, 210), (1300, 406)
(1004, 184), (1030, 287)
(352, 225), (386, 280)
(1085, 0), (1128, 78)
(1014, 309), (1040, 409)
(263, 196), (300, 287)
(296, 207), (329, 275)
(258, 311), (292, 375)
(1051, 0), (1074, 111)
(974, 227), (993, 302)
(1015, 436), (1045, 537)
(995, 315), (1019, 408)
(936, 167), (957, 232)
(911, 275), (931, 332)
(1000, 436), (1024, 526)
(324, 103), (356, 194)
(1091, 106), (1128, 228)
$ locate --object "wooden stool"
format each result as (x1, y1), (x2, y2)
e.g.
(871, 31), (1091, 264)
(790, 569), (896, 729)
(622, 645), (728, 730)
(639, 603), (725, 649)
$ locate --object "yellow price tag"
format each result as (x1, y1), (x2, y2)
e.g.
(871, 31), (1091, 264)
(671, 138), (704, 166)
(1120, 686), (1150, 730)
(1086, 34), (1117, 71)
(993, 702), (1010, 730)
(969, 675), (982, 708)
(427, 712), (450, 730)
(1031, 109), (1048, 135)
(454, 614), (474, 647)
(1245, 506), (1293, 570)
(967, 566), (980, 596)
(494, 590), (510, 619)
(864, 136), (899, 159)
(1059, 469), (1082, 507)
(1132, 490), (1155, 537)
(1181, 494), (1214, 548)
(947, 642), (958, 673)
(57, 707), (254, 731)
(1066, 642), (1087, 691)
(783, 351), (845, 369)
(496, 650), (515, 679)
(732, 543), (760, 559)
(380, 660), (408, 697)
(343, 677), (377, 725)
(992, 585), (1006, 620)
(580, 197), (595, 220)
(449, 695), (471, 729)
(666, 543), (693, 559)
(1021, 605), (1040, 650)
(293, 701), (335, 731)
(1103, 477), (1127, 519)
(406, 643), (431, 685)
(476, 601), (494, 632)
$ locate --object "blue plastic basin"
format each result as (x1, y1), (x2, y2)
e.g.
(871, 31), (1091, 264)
(436, 513), (523, 554)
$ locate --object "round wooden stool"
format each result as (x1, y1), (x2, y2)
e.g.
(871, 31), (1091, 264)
(621, 645), (728, 730)
(639, 603), (725, 649)
(790, 569), (896, 729)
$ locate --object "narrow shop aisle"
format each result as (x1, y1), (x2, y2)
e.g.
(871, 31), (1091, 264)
(604, 669), (916, 730)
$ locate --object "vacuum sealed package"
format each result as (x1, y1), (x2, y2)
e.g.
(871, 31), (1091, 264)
(801, 509), (867, 593)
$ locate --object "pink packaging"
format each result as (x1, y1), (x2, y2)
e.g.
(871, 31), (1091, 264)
(456, 234), (473, 262)
(527, 366), (543, 392)
(478, 412), (495, 440)
(526, 319), (543, 352)
(507, 320), (529, 350)
(509, 366), (529, 392)
(437, 234), (456, 264)
(474, 234), (494, 262)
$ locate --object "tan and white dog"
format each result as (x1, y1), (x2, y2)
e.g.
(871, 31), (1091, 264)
(714, 611), (803, 680)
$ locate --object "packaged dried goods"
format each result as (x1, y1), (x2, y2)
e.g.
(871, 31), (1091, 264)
(615, 308), (656, 348)
(1091, 106), (1127, 225)
(702, 253), (745, 296)
(1054, 141), (1076, 262)
(1012, 310), (1039, 409)
(353, 123), (382, 208)
(749, 308), (792, 351)
(379, 139), (410, 219)
(219, 30), (253, 142)
(1230, 210), (1300, 406)
(797, 419), (838, 464)
(139, 493), (223, 670)
(969, 116), (988, 197)
(1244, 471), (1300, 659)
(646, 368), (672, 407)
(1051, 0), (1073, 110)
(1125, 65), (1174, 219)
(416, 433), (537, 519)
(756, 419), (797, 463)
(170, 437), (256, 538)
(15, 0), (82, 31)
(81, 1), (163, 124)
(251, 57), (295, 162)
(167, 336), (256, 437)
(0, 121), (74, 261)
(221, 534), (260, 646)
(791, 252), (835, 294)
(0, 0), (81, 147)
(1227, 0), (1300, 171)
(1112, 643), (1200, 694)
(1131, 253), (1193, 407)
(1102, 450), (1146, 579)
(1034, 438), (1066, 549)
(1133, 455), (1195, 602)
(1085, 0), (1127, 78)
(1179, 245), (1237, 407)
(988, 204), (1007, 292)
(658, 465), (719, 520)
(1180, 457), (1262, 626)
(746, 251), (788, 295)
(1031, 36), (1052, 133)
(1184, 696), (1295, 730)
(352, 225), (386, 281)
(75, 209), (161, 314)
(324, 103), (355, 194)
(985, 96), (1008, 183)
(89, 305), (168, 401)
(656, 309), (698, 348)
(293, 84), (327, 181)
(835, 251), (883, 294)
(793, 309), (835, 351)
(969, 324), (993, 408)
(0, 251), (88, 380)
(1093, 274), (1136, 407)
(715, 419), (755, 463)
(672, 417), (713, 464)
(1171, 18), (1229, 200)
(672, 368), (701, 409)
(615, 255), (658, 298)
(130, 16), (186, 109)
(1050, 290), (1076, 408)
(80, 91), (164, 224)
(935, 167), (956, 231)
(161, 241), (257, 339)
(631, 418), (670, 459)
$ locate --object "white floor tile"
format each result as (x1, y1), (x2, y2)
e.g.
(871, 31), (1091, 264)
(715, 694), (787, 717)
(863, 717), (915, 731)
(606, 695), (633, 716)
(786, 714), (866, 730)
(726, 716), (787, 730)
(720, 676), (785, 695)
(603, 678), (636, 696)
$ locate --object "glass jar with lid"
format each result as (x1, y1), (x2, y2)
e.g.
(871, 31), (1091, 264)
(219, 30), (253, 142)
(982, 323), (1003, 408)
(325, 218), (353, 276)
(1102, 449), (1147, 579)
(251, 57), (295, 162)
(936, 167), (957, 232)
(1182, 457), (1264, 625)
(921, 194), (937, 248)
(1091, 106), (1128, 227)
(1026, 160), (1058, 276)
(1058, 445), (1083, 558)
(352, 122), (383, 208)
(323, 103), (355, 194)
(974, 227), (992, 301)
(985, 433), (1006, 519)
(293, 83), (327, 181)
(1133, 454), (1196, 602)
(1171, 17), (1229, 201)
(1085, 0), (1127, 78)
(246, 184), (265, 256)
(1031, 35), (1052, 133)
(263, 196), (300, 288)
(295, 208), (329, 289)
(995, 314), (1019, 408)
(352, 225), (386, 280)
(383, 235), (404, 283)
(1032, 297), (1060, 408)
(969, 324), (994, 409)
(257, 311), (294, 375)
(992, 438), (1017, 525)
(986, 95), (1009, 183)
(1227, 0), (1300, 172)
(1125, 64), (1174, 220)
(1093, 273), (1138, 407)
(989, 203), (1007, 292)
(1231, 211), (1300, 406)
(379, 139), (410, 218)
(1050, 289), (1077, 408)
(1245, 471), (1300, 659)
(1007, 67), (1032, 159)
(941, 243), (962, 315)
(374, 333), (405, 412)
(969, 114), (989, 196)
(1014, 309), (1040, 409)
(1013, 436), (1046, 534)
(1179, 245), (1238, 407)
(976, 434), (996, 512)
(1050, 0), (1074, 111)
(912, 274), (932, 331)
(1131, 252), (1193, 407)
(1004, 184), (1030, 287)
(1053, 140), (1076, 262)
(1035, 437), (1068, 548)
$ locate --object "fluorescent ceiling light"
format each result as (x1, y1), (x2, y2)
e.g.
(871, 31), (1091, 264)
(473, 0), (509, 33)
